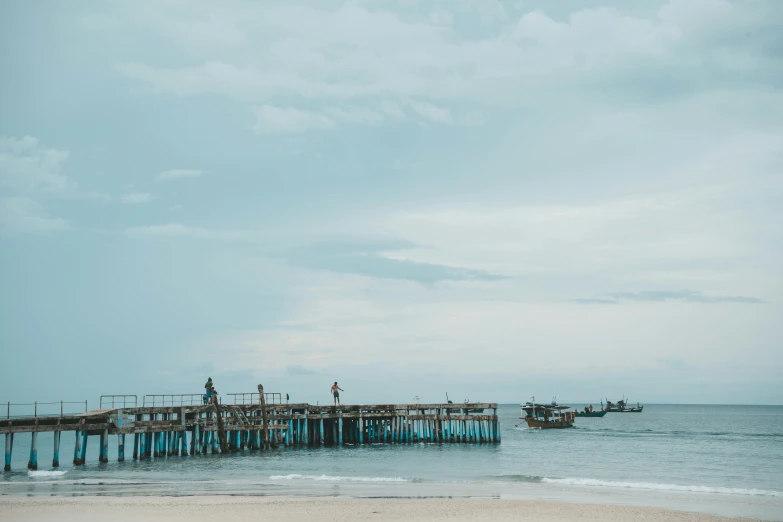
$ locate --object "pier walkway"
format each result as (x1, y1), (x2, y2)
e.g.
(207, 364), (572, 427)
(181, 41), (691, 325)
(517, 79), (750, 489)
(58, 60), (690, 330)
(2, 392), (500, 470)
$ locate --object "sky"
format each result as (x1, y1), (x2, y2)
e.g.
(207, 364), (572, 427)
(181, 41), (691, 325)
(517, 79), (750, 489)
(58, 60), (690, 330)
(1, 0), (781, 408)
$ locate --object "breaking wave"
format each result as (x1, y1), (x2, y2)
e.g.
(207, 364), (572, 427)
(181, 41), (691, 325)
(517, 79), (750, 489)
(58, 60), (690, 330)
(269, 474), (408, 483)
(28, 470), (68, 478)
(541, 477), (783, 497)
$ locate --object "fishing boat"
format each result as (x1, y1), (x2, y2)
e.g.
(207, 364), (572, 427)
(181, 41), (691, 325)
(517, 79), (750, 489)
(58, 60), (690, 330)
(575, 410), (607, 417)
(604, 398), (643, 413)
(520, 399), (574, 429)
(575, 403), (607, 417)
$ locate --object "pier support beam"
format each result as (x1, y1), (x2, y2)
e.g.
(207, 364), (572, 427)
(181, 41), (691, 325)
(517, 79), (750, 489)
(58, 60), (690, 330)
(27, 432), (38, 470)
(139, 431), (147, 460)
(73, 430), (82, 465)
(53, 431), (61, 467)
(99, 429), (109, 463)
(4, 433), (13, 471)
(191, 425), (198, 455)
(80, 430), (89, 463)
(118, 434), (125, 462)
(338, 415), (343, 445)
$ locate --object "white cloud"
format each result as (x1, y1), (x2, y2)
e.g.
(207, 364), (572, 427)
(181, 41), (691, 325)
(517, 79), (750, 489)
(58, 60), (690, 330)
(0, 136), (73, 193)
(0, 197), (70, 236)
(376, 184), (770, 294)
(154, 169), (203, 182)
(251, 105), (335, 134)
(121, 192), (154, 204)
(112, 0), (777, 116)
(205, 275), (779, 388)
(0, 135), (110, 202)
(409, 102), (452, 124)
(251, 102), (457, 134)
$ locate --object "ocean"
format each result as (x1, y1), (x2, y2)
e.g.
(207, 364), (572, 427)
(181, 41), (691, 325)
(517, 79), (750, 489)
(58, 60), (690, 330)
(2, 404), (781, 520)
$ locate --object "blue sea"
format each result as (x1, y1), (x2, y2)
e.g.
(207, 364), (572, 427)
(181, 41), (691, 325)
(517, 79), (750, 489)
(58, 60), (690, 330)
(2, 405), (781, 520)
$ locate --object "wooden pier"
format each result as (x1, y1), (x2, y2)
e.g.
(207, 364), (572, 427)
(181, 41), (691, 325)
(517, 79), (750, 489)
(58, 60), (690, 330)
(2, 392), (500, 470)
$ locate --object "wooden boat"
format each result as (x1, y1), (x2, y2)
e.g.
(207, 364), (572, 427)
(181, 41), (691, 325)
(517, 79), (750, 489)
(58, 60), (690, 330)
(520, 401), (574, 429)
(574, 410), (607, 417)
(604, 398), (643, 413)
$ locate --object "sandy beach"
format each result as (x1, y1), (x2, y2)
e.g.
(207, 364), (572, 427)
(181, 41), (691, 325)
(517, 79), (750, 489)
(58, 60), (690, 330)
(0, 496), (763, 522)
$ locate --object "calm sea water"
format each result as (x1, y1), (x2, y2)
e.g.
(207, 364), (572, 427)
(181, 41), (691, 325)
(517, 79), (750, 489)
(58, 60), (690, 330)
(2, 405), (781, 519)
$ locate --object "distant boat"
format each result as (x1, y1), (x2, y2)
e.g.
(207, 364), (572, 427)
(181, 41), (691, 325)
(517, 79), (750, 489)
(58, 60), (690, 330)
(575, 410), (607, 417)
(604, 398), (643, 413)
(520, 400), (574, 429)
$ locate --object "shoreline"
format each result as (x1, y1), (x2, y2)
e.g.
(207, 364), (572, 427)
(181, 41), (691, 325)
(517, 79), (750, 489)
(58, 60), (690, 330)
(0, 496), (765, 522)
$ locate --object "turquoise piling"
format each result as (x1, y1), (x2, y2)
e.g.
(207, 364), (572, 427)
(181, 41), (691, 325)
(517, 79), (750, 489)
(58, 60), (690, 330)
(139, 431), (147, 460)
(73, 430), (83, 465)
(27, 432), (38, 470)
(99, 429), (109, 462)
(338, 416), (343, 445)
(4, 433), (13, 471)
(118, 434), (125, 462)
(79, 430), (88, 463)
(52, 431), (61, 467)
(191, 425), (198, 455)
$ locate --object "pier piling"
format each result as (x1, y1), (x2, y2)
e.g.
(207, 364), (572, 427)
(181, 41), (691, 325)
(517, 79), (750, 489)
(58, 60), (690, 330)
(73, 428), (83, 465)
(27, 433), (37, 471)
(2, 398), (499, 470)
(99, 428), (109, 463)
(4, 433), (13, 471)
(53, 430), (61, 467)
(118, 434), (125, 462)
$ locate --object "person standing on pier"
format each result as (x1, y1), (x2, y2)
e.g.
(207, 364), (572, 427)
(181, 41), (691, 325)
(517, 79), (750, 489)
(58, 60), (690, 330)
(331, 382), (344, 405)
(204, 377), (214, 404)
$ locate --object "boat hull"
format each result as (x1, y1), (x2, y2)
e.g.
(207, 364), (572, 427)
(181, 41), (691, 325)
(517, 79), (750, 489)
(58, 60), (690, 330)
(523, 417), (574, 429)
(605, 407), (643, 413)
(574, 411), (607, 417)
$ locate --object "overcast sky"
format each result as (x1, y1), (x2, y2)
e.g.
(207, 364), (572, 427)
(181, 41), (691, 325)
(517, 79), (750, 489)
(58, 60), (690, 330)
(1, 0), (781, 407)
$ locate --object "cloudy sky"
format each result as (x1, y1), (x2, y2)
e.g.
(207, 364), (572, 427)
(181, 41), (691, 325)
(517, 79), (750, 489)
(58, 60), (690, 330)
(1, 0), (781, 407)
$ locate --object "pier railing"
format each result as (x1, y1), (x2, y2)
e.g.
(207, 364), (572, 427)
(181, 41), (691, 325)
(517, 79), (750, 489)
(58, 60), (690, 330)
(100, 395), (138, 409)
(143, 394), (205, 407)
(226, 392), (285, 405)
(4, 401), (88, 419)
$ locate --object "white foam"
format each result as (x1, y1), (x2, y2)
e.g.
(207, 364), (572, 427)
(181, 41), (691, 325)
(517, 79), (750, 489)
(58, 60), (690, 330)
(269, 474), (408, 483)
(542, 477), (782, 497)
(28, 470), (68, 478)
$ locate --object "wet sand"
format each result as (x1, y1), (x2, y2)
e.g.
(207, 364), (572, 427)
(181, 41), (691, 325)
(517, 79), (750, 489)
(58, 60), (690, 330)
(0, 496), (762, 521)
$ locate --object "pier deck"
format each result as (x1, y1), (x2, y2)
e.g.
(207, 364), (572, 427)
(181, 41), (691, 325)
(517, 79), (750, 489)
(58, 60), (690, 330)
(2, 396), (500, 470)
